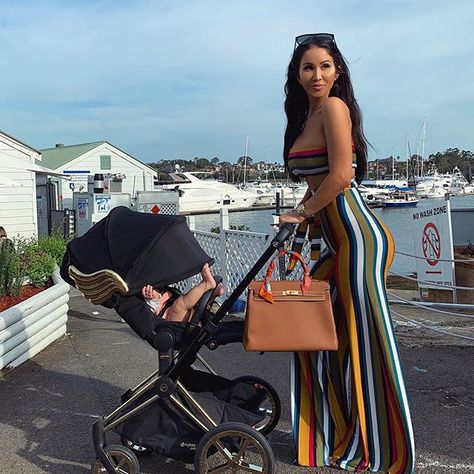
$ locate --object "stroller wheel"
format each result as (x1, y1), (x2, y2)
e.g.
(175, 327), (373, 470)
(195, 422), (275, 474)
(120, 435), (154, 457)
(91, 444), (140, 474)
(233, 376), (281, 436)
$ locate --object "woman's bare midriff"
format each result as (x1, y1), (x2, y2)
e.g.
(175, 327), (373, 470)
(304, 171), (355, 192)
(304, 174), (327, 191)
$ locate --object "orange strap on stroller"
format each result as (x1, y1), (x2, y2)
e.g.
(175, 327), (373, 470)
(258, 250), (311, 304)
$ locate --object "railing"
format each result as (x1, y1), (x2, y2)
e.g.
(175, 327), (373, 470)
(50, 209), (75, 238)
(181, 208), (474, 342)
(386, 248), (474, 341)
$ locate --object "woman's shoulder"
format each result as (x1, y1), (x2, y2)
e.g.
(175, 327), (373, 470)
(321, 96), (349, 114)
(321, 97), (351, 129)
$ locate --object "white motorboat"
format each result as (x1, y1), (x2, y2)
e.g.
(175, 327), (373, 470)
(358, 184), (391, 207)
(160, 172), (258, 212)
(415, 170), (451, 198)
(449, 167), (474, 195)
(243, 181), (306, 207)
(362, 179), (409, 189)
(241, 181), (275, 206)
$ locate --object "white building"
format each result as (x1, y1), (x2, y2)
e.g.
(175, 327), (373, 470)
(0, 131), (43, 239)
(39, 141), (157, 209)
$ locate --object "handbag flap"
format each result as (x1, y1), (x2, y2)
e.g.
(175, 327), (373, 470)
(248, 279), (329, 293)
(249, 288), (328, 302)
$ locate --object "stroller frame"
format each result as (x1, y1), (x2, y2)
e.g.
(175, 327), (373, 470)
(92, 224), (294, 473)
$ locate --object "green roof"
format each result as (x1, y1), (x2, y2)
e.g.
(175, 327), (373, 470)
(39, 141), (105, 170)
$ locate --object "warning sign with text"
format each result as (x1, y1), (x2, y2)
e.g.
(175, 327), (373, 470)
(412, 201), (455, 289)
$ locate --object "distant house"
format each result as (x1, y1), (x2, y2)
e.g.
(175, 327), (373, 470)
(0, 130), (44, 238)
(39, 141), (157, 209)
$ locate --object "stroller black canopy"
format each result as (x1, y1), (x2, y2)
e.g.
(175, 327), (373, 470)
(61, 206), (213, 297)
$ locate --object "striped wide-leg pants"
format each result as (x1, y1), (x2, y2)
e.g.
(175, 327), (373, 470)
(291, 183), (415, 473)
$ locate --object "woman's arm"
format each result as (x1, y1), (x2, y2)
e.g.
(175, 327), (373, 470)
(280, 97), (354, 225)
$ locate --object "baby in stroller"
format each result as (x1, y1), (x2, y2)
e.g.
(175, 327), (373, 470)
(142, 263), (224, 322)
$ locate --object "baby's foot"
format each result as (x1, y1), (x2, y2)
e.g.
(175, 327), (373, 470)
(213, 283), (224, 298)
(201, 263), (217, 291)
(142, 285), (161, 300)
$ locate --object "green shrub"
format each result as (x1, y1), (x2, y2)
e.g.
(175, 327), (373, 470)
(37, 233), (69, 266)
(0, 241), (22, 297)
(0, 234), (69, 295)
(20, 243), (56, 287)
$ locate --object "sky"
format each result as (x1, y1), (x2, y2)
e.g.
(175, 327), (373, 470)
(0, 0), (473, 165)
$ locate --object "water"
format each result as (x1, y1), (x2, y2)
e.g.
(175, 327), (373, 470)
(190, 195), (474, 275)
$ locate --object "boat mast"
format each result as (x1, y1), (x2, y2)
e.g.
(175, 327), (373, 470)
(392, 149), (395, 180)
(416, 118), (427, 178)
(405, 133), (409, 179)
(243, 135), (249, 185)
(420, 118), (426, 177)
(264, 145), (268, 181)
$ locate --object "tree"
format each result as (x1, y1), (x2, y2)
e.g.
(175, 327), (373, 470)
(428, 148), (474, 177)
(237, 155), (253, 166)
(211, 157), (220, 166)
(195, 157), (211, 169)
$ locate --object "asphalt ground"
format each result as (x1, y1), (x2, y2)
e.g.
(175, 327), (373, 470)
(0, 287), (473, 474)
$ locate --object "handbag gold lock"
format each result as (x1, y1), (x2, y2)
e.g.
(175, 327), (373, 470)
(283, 289), (300, 296)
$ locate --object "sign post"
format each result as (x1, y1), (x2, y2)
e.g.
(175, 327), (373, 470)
(412, 195), (457, 302)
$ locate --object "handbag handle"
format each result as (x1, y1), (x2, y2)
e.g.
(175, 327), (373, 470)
(258, 250), (311, 303)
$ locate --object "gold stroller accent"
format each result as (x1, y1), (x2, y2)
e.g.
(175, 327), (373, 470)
(68, 265), (129, 305)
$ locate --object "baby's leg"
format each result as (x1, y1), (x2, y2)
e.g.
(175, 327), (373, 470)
(165, 264), (223, 322)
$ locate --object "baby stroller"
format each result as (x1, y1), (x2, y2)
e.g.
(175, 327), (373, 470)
(60, 206), (294, 473)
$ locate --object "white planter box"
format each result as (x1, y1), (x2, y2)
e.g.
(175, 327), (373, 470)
(0, 267), (70, 370)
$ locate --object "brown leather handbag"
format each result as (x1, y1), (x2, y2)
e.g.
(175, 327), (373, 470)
(243, 250), (338, 352)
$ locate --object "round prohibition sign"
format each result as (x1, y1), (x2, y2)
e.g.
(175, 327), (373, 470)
(422, 222), (441, 266)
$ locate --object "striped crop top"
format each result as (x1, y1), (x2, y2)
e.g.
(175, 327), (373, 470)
(287, 145), (357, 177)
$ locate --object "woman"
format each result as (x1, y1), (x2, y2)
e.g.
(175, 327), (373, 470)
(0, 226), (14, 250)
(279, 34), (415, 473)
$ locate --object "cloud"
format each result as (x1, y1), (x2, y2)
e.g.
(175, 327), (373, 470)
(0, 0), (472, 164)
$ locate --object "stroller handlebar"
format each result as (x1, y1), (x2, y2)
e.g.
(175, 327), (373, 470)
(166, 221), (297, 379)
(272, 223), (295, 245)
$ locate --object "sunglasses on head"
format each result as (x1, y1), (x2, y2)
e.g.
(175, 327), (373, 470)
(294, 33), (335, 49)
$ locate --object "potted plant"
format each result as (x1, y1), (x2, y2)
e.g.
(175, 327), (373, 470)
(0, 234), (70, 371)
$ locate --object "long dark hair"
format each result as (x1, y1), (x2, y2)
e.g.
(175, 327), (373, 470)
(283, 36), (368, 183)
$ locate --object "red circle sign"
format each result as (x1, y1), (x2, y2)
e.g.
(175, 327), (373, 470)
(422, 222), (441, 266)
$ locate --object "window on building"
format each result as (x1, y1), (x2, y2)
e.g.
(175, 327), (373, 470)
(100, 155), (111, 170)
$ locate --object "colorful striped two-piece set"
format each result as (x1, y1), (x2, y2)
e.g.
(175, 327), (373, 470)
(287, 145), (415, 473)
